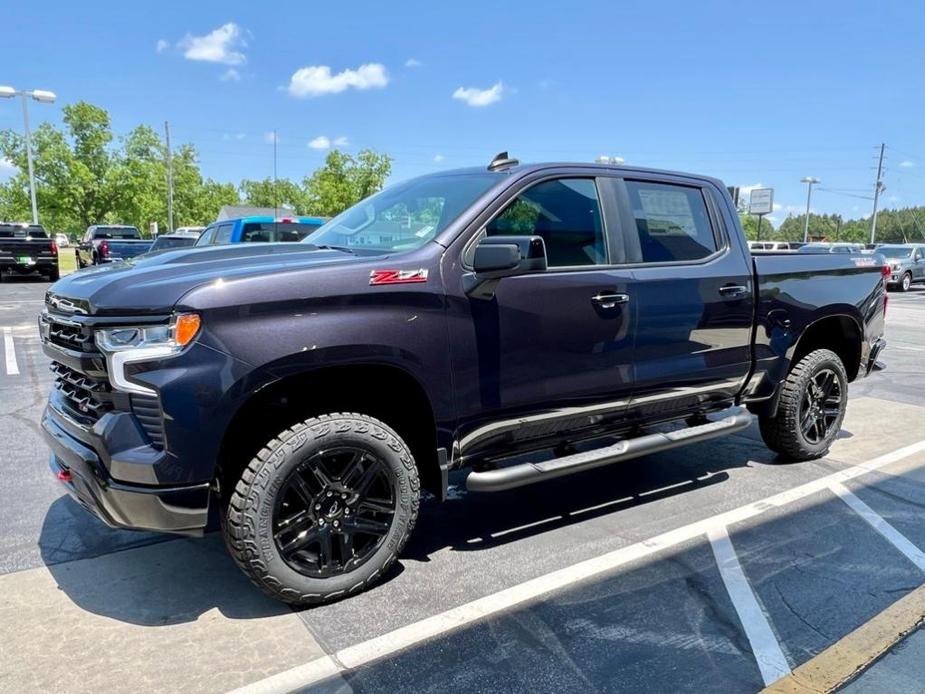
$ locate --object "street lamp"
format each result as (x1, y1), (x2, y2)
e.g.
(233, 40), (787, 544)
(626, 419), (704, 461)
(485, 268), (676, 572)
(800, 176), (820, 243)
(0, 86), (57, 224)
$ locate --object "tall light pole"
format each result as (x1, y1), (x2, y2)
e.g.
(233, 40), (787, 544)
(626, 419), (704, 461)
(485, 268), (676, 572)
(800, 177), (820, 243)
(0, 86), (57, 224)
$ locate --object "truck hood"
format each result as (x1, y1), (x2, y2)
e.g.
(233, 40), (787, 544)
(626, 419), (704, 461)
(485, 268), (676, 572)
(48, 243), (360, 315)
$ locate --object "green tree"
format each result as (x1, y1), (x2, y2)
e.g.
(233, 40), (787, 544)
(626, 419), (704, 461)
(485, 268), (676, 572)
(303, 149), (392, 216)
(739, 214), (775, 241)
(240, 177), (306, 213)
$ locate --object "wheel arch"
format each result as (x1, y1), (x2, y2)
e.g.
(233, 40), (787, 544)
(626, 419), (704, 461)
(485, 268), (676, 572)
(788, 314), (863, 383)
(216, 362), (443, 502)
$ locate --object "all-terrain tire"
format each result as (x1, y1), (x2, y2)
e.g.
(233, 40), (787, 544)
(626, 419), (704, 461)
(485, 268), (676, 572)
(223, 412), (420, 606)
(759, 348), (847, 461)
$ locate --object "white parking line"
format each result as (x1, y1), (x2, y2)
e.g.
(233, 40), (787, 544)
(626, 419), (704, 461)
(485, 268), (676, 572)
(709, 526), (791, 685)
(831, 482), (925, 572)
(3, 326), (19, 376)
(232, 439), (925, 694)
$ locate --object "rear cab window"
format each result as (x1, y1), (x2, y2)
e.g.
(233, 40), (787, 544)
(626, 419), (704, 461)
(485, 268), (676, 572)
(622, 180), (719, 263)
(241, 222), (322, 243)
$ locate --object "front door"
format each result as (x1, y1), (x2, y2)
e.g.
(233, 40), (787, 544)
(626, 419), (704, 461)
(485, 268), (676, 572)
(447, 176), (636, 462)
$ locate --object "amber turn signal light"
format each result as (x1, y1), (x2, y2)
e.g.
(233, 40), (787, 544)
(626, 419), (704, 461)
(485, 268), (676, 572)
(175, 313), (201, 347)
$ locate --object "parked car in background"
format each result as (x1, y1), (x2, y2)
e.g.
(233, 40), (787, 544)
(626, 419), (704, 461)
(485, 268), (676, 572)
(174, 226), (205, 236)
(54, 233), (70, 248)
(797, 242), (865, 254)
(0, 223), (59, 282)
(878, 244), (925, 292)
(195, 216), (326, 247)
(147, 231), (203, 254)
(40, 158), (887, 605)
(76, 225), (154, 268)
(748, 241), (791, 252)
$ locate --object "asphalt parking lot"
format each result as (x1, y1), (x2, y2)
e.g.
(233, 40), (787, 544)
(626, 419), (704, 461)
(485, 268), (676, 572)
(2, 277), (925, 693)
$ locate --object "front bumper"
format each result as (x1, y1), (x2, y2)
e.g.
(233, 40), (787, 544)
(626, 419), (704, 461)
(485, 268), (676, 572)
(42, 400), (210, 534)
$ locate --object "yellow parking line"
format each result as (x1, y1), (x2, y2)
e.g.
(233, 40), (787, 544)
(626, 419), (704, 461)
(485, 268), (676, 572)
(761, 583), (925, 693)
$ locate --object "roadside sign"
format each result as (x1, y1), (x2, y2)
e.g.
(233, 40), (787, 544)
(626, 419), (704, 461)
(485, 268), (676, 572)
(748, 188), (774, 215)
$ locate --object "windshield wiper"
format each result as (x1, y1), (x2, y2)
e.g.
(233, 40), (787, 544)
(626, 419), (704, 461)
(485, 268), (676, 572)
(305, 244), (357, 255)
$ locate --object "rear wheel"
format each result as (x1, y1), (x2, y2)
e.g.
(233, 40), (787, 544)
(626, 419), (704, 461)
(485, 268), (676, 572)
(223, 412), (420, 605)
(47, 266), (60, 282)
(759, 348), (847, 461)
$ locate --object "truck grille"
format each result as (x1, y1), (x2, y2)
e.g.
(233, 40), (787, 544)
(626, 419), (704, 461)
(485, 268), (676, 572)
(48, 320), (95, 352)
(50, 361), (112, 420)
(49, 361), (166, 450)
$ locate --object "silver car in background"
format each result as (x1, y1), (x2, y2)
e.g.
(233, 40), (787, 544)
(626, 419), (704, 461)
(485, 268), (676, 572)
(879, 244), (925, 292)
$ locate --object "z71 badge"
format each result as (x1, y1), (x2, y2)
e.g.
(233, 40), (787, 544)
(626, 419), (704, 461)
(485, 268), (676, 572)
(369, 269), (429, 285)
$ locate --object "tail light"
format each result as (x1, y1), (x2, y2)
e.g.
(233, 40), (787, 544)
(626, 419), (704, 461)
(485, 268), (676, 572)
(50, 241), (58, 256)
(882, 264), (891, 278)
(99, 240), (109, 258)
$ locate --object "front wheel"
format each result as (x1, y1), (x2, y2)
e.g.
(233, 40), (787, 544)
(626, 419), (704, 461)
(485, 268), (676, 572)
(900, 272), (912, 292)
(224, 413), (420, 605)
(759, 348), (848, 461)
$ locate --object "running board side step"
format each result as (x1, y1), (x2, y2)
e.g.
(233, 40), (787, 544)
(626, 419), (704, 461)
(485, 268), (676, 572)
(466, 410), (753, 492)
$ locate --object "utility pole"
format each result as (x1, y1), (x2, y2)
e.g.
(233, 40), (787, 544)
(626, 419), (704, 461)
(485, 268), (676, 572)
(870, 142), (886, 245)
(800, 177), (820, 243)
(164, 121), (174, 233)
(273, 128), (278, 218)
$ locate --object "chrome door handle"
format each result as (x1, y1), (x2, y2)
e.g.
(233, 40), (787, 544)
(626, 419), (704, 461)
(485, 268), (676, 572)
(591, 292), (629, 308)
(718, 285), (749, 298)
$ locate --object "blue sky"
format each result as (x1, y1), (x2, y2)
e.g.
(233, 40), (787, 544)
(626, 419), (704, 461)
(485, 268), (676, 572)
(3, 0), (924, 226)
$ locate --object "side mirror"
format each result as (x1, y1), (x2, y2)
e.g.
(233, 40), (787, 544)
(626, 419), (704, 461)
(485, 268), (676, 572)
(464, 234), (547, 298)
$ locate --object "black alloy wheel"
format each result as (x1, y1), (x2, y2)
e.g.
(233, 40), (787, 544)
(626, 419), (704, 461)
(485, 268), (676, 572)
(799, 368), (842, 444)
(273, 447), (397, 578)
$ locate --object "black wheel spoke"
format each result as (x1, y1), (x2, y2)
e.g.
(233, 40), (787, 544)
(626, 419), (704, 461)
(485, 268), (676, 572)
(346, 516), (391, 536)
(316, 529), (333, 568)
(336, 531), (356, 567)
(278, 526), (319, 556)
(289, 474), (317, 505)
(355, 459), (383, 495)
(340, 451), (368, 486)
(358, 497), (395, 515)
(308, 460), (334, 488)
(276, 509), (311, 534)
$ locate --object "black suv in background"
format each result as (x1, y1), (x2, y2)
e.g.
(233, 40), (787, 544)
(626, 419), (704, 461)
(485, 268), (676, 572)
(39, 157), (886, 604)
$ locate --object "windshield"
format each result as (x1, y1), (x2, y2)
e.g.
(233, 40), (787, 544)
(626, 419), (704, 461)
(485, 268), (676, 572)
(303, 173), (501, 253)
(878, 245), (913, 258)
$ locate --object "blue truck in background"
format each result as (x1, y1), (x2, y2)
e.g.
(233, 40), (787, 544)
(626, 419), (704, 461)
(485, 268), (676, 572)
(39, 154), (887, 606)
(195, 215), (327, 246)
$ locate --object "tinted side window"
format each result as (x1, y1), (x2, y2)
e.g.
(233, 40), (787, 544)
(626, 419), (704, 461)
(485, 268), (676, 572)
(624, 181), (717, 263)
(487, 178), (606, 267)
(213, 224), (234, 245)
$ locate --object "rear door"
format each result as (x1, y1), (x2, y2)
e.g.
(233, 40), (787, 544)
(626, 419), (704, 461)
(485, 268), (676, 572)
(447, 174), (637, 461)
(610, 176), (754, 421)
(914, 247), (925, 280)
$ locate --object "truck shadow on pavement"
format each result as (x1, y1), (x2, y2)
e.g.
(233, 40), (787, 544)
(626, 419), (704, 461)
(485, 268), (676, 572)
(38, 497), (293, 626)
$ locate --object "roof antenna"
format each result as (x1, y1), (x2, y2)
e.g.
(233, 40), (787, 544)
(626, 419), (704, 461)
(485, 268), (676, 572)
(488, 151), (519, 171)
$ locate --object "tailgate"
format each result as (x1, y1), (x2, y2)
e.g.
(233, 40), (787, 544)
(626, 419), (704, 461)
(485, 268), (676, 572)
(107, 240), (153, 258)
(0, 240), (57, 263)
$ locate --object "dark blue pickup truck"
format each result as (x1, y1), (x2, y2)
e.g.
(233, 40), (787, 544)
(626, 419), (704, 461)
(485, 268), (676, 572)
(39, 155), (887, 604)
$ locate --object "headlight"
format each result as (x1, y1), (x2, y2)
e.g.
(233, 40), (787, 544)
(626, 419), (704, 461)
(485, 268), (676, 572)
(892, 263), (901, 271)
(96, 313), (200, 353)
(95, 313), (200, 395)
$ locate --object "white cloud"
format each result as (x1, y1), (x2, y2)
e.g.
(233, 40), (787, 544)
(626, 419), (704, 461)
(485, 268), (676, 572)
(772, 203), (782, 212)
(0, 158), (16, 179)
(452, 82), (503, 107)
(308, 135), (349, 150)
(433, 154), (445, 163)
(900, 160), (916, 168)
(220, 68), (241, 82)
(287, 63), (388, 98)
(155, 39), (169, 54)
(264, 131), (279, 145)
(405, 58), (422, 68)
(222, 133), (246, 141)
(180, 22), (246, 65)
(737, 182), (763, 196)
